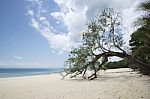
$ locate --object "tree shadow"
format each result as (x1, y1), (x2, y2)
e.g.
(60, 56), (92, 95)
(64, 71), (141, 82)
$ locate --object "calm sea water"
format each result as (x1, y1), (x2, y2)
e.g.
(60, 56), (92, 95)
(0, 68), (64, 78)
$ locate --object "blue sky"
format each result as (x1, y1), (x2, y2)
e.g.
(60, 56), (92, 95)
(0, 0), (68, 68)
(0, 0), (140, 68)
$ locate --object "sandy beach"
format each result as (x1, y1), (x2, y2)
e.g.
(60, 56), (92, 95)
(0, 68), (150, 99)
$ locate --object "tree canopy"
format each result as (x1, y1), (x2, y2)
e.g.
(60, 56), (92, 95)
(63, 1), (150, 80)
(129, 0), (150, 74)
(130, 0), (150, 60)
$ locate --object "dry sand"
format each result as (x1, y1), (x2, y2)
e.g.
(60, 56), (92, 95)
(0, 68), (150, 99)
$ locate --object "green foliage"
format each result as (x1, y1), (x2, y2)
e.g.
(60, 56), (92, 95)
(104, 59), (128, 69)
(63, 8), (127, 79)
(62, 2), (150, 80)
(64, 46), (90, 74)
(130, 0), (150, 64)
(135, 0), (150, 27)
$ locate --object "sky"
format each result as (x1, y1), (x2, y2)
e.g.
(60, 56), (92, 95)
(0, 0), (141, 68)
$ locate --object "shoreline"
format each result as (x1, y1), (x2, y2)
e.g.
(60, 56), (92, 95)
(0, 72), (61, 81)
(0, 68), (63, 79)
(0, 68), (130, 79)
(0, 68), (150, 99)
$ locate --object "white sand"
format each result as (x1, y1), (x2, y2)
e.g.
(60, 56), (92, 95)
(0, 68), (150, 99)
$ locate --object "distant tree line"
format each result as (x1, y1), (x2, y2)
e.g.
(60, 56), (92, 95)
(103, 59), (128, 69)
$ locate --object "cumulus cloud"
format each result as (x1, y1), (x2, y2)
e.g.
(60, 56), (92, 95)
(26, 0), (141, 53)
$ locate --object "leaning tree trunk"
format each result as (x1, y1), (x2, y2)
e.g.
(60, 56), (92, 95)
(62, 51), (150, 80)
(87, 51), (150, 79)
(132, 58), (150, 75)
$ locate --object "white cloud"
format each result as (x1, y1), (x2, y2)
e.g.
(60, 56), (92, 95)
(27, 0), (141, 53)
(27, 10), (34, 16)
(40, 28), (76, 52)
(30, 18), (40, 30)
(39, 17), (46, 21)
(13, 55), (23, 60)
(53, 0), (141, 46)
(51, 0), (88, 41)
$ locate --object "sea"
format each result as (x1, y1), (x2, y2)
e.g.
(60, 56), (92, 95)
(0, 68), (64, 78)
